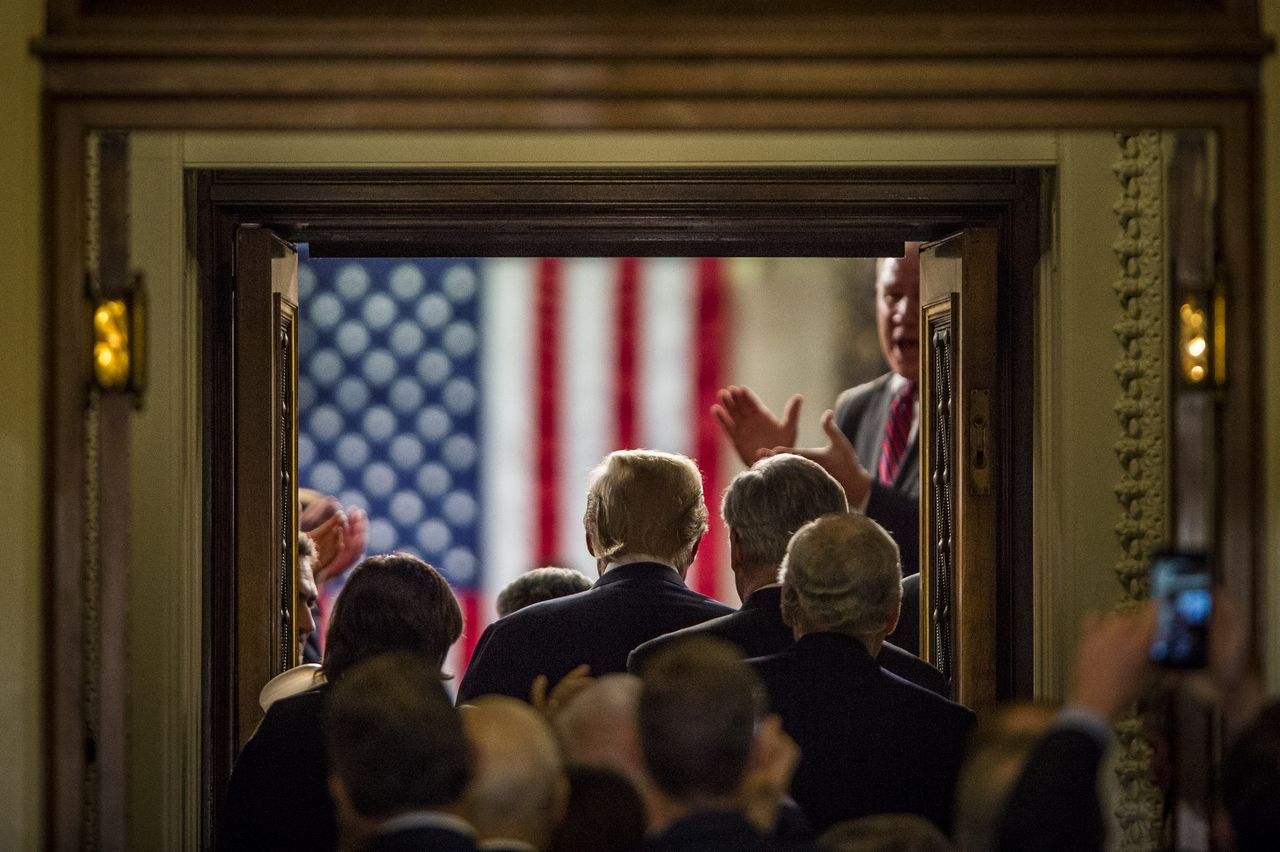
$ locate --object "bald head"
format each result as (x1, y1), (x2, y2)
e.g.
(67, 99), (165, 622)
(780, 513), (902, 643)
(553, 674), (646, 791)
(462, 696), (567, 847)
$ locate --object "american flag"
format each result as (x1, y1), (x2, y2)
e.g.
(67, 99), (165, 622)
(297, 255), (729, 670)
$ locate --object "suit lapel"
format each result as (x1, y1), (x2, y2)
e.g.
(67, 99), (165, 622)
(854, 374), (896, 467)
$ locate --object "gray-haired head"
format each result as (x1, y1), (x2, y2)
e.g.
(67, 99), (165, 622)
(780, 512), (902, 640)
(496, 566), (592, 617)
(721, 453), (848, 571)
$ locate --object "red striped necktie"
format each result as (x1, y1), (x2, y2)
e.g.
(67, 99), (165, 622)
(878, 380), (917, 487)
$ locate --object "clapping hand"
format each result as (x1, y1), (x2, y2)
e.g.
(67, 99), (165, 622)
(763, 409), (874, 509)
(712, 385), (802, 468)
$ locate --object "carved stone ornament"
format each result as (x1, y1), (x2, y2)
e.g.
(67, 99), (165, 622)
(1110, 129), (1167, 851)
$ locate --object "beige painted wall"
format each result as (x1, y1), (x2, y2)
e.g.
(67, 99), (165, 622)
(0, 0), (45, 848)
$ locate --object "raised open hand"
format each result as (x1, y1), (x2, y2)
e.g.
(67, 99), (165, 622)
(711, 385), (802, 467)
(764, 409), (873, 509)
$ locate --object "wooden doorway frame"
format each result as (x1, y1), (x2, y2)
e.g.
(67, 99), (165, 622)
(196, 169), (1044, 802)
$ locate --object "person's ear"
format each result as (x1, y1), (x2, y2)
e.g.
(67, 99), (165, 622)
(883, 599), (901, 637)
(584, 530), (595, 557)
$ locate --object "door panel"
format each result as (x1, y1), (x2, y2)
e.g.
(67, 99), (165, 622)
(918, 228), (998, 710)
(233, 226), (300, 745)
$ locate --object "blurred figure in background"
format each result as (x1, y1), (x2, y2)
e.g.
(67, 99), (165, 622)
(299, 486), (369, 656)
(220, 553), (463, 852)
(326, 653), (476, 852)
(497, 566), (592, 618)
(461, 696), (568, 851)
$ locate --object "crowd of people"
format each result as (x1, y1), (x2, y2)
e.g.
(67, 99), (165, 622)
(216, 248), (1279, 850)
(220, 445), (1279, 852)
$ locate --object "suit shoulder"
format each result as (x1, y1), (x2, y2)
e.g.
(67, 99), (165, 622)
(880, 669), (974, 720)
(629, 610), (744, 672)
(834, 373), (894, 420)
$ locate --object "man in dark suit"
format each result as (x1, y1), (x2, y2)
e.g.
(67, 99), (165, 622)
(712, 245), (923, 653)
(325, 653), (477, 852)
(640, 638), (807, 852)
(458, 449), (733, 703)
(627, 454), (944, 696)
(750, 512), (974, 834)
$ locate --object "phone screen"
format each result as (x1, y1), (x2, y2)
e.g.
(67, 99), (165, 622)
(1149, 552), (1212, 668)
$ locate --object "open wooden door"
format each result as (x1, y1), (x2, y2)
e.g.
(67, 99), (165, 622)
(918, 229), (999, 711)
(233, 226), (300, 745)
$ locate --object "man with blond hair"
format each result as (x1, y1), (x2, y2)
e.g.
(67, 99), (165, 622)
(751, 513), (974, 834)
(458, 449), (732, 703)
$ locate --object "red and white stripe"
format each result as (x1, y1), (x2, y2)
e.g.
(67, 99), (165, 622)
(460, 257), (728, 669)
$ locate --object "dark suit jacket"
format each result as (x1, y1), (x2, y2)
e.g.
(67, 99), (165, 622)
(219, 686), (335, 852)
(627, 586), (945, 696)
(834, 373), (920, 576)
(995, 726), (1107, 852)
(750, 633), (975, 833)
(887, 572), (921, 657)
(457, 562), (733, 703)
(369, 825), (478, 852)
(646, 811), (771, 852)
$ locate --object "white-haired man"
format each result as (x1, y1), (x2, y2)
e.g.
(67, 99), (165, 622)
(628, 454), (943, 695)
(750, 512), (974, 834)
(458, 449), (733, 703)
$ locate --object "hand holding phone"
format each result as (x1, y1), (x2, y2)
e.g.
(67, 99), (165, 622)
(1149, 551), (1212, 669)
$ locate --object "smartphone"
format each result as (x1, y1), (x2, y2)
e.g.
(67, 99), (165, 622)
(1149, 551), (1212, 668)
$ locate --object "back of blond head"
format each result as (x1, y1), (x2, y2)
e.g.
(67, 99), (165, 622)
(780, 512), (902, 637)
(583, 449), (708, 570)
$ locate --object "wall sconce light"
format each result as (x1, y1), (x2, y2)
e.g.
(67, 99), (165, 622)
(1178, 299), (1209, 386)
(90, 275), (146, 399)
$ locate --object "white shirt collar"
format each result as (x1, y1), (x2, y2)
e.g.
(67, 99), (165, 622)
(604, 554), (680, 573)
(377, 810), (476, 837)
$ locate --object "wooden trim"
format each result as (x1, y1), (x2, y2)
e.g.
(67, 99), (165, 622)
(195, 171), (238, 851)
(50, 95), (1259, 133)
(196, 170), (1041, 821)
(44, 103), (89, 852)
(38, 57), (1263, 100)
(95, 130), (132, 852)
(1216, 100), (1263, 647)
(36, 11), (1270, 59)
